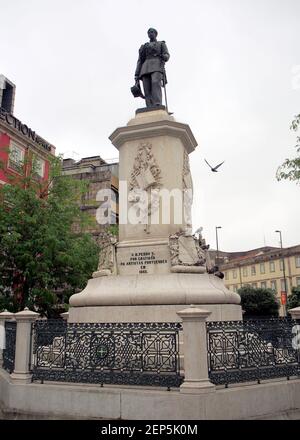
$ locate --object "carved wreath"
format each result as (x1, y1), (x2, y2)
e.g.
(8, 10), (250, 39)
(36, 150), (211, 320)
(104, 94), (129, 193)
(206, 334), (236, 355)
(129, 142), (161, 191)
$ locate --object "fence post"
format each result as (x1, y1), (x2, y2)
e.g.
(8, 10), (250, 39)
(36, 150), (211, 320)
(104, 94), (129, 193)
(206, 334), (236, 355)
(60, 312), (69, 321)
(10, 308), (39, 384)
(177, 306), (215, 394)
(0, 310), (15, 365)
(289, 307), (300, 321)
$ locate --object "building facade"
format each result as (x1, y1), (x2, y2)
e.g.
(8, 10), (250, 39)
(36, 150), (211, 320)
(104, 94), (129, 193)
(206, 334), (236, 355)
(0, 75), (55, 187)
(62, 156), (119, 238)
(219, 245), (300, 312)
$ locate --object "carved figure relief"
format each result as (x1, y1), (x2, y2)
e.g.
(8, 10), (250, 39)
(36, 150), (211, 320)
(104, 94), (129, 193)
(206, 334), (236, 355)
(183, 150), (193, 192)
(182, 151), (193, 234)
(97, 232), (117, 273)
(195, 227), (213, 272)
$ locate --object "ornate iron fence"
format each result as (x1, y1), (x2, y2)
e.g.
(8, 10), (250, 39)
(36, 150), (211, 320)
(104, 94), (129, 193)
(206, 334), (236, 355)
(207, 318), (300, 386)
(32, 320), (183, 388)
(2, 321), (17, 373)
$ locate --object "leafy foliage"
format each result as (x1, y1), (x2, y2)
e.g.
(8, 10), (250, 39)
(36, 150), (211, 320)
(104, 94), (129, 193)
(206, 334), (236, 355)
(0, 155), (99, 316)
(238, 285), (280, 317)
(277, 114), (300, 184)
(107, 224), (119, 237)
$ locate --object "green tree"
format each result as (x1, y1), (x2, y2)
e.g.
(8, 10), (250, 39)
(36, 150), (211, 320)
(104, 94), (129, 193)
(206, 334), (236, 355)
(277, 114), (300, 184)
(238, 286), (280, 317)
(287, 286), (300, 310)
(0, 156), (99, 316)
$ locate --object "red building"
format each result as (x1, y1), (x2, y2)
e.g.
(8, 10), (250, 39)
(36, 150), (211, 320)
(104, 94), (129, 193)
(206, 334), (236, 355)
(0, 75), (55, 187)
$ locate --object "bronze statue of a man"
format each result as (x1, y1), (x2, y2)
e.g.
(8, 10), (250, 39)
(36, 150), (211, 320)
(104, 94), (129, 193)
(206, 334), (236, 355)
(134, 28), (170, 108)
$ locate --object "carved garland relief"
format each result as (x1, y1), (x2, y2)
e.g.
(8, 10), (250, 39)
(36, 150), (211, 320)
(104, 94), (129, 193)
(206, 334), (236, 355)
(129, 142), (162, 231)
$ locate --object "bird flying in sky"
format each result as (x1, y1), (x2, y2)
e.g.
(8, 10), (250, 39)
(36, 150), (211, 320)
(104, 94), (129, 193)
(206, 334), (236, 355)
(204, 159), (225, 172)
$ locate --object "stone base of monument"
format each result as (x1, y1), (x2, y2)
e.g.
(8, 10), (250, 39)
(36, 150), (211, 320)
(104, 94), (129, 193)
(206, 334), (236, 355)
(69, 108), (242, 323)
(68, 272), (242, 322)
(68, 303), (241, 323)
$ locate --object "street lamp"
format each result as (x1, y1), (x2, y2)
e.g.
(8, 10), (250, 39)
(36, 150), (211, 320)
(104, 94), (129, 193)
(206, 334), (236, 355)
(215, 226), (222, 266)
(238, 264), (243, 289)
(275, 230), (287, 316)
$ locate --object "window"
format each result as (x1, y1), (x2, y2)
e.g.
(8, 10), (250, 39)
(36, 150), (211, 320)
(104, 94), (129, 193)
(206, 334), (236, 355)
(233, 270), (237, 279)
(279, 260), (284, 271)
(296, 277), (300, 287)
(242, 267), (248, 277)
(261, 282), (267, 289)
(33, 156), (45, 178)
(252, 283), (257, 288)
(269, 261), (275, 272)
(260, 263), (265, 274)
(233, 286), (238, 292)
(8, 142), (25, 173)
(251, 265), (256, 276)
(225, 272), (229, 280)
(295, 256), (300, 268)
(270, 280), (277, 292)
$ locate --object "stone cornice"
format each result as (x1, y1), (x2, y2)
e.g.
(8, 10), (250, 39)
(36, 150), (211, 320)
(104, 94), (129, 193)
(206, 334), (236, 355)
(109, 120), (198, 154)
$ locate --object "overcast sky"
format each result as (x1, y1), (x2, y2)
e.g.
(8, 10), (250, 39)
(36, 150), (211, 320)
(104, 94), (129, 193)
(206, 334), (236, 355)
(1, 0), (299, 252)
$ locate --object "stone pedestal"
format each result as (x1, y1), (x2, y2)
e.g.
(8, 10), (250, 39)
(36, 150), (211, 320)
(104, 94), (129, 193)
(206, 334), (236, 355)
(69, 109), (242, 323)
(113, 109), (197, 242)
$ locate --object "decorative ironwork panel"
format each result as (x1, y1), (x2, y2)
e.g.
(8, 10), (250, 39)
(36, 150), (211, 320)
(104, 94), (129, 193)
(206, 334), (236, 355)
(2, 321), (17, 373)
(32, 319), (67, 370)
(32, 321), (183, 388)
(207, 318), (300, 386)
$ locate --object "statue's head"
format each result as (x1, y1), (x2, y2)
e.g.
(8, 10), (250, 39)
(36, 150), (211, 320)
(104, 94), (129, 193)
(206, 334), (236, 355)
(147, 28), (158, 40)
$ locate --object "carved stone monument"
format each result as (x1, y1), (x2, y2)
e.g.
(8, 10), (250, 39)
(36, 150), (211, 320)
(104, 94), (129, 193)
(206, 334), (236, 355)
(69, 31), (241, 322)
(69, 108), (241, 323)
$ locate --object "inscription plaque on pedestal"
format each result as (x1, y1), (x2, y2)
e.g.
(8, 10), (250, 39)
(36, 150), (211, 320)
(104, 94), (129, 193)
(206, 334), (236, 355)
(117, 246), (170, 275)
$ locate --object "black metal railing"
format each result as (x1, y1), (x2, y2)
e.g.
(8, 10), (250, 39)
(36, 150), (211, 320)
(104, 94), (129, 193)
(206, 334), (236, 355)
(2, 321), (17, 373)
(207, 318), (300, 386)
(31, 320), (183, 388)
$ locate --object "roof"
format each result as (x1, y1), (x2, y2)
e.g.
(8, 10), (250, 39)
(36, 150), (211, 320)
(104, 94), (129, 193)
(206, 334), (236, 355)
(219, 245), (300, 269)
